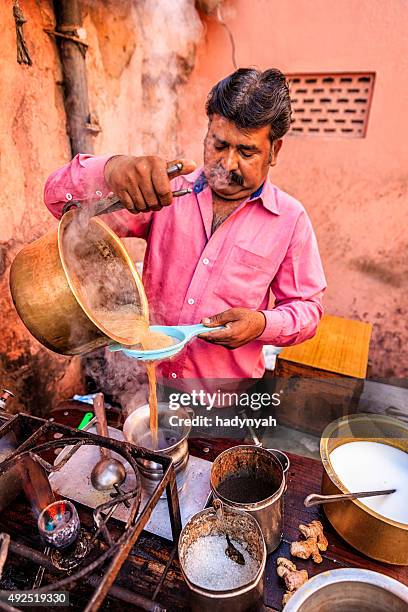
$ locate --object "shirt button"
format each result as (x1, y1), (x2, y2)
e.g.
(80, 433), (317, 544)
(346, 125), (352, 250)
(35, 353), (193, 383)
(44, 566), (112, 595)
(65, 193), (73, 201)
(171, 372), (177, 379)
(95, 190), (102, 197)
(203, 258), (209, 265)
(187, 298), (195, 305)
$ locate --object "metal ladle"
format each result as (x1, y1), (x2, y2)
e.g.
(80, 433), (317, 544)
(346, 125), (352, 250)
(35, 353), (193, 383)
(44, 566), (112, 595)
(304, 488), (396, 507)
(90, 394), (126, 491)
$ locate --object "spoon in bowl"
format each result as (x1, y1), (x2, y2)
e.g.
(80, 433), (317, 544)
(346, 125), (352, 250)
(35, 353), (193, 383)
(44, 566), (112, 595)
(213, 499), (245, 566)
(304, 488), (396, 507)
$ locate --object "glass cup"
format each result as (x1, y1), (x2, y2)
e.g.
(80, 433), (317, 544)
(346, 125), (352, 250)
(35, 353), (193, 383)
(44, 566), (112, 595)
(38, 500), (80, 550)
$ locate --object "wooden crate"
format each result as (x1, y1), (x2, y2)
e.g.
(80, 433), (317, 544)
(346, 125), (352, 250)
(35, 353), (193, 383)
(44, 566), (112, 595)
(274, 315), (372, 437)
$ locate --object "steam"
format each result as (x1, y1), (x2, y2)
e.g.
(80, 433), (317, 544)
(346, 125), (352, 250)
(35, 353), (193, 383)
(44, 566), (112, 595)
(63, 1), (204, 410)
(135, 0), (203, 156)
(205, 164), (245, 189)
(62, 209), (148, 349)
(83, 348), (152, 416)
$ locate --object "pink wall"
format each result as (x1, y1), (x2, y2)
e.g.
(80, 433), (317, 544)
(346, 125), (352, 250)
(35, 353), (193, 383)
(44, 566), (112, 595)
(177, 0), (408, 377)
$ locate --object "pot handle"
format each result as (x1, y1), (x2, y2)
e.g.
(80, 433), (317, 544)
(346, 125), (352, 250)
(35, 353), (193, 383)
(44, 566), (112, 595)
(212, 497), (224, 518)
(62, 195), (123, 218)
(186, 407), (195, 418)
(61, 163), (186, 218)
(266, 448), (290, 477)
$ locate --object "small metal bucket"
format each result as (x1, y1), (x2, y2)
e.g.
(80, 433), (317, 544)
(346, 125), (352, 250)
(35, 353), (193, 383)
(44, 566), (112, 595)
(178, 503), (266, 612)
(211, 445), (285, 553)
(123, 402), (191, 494)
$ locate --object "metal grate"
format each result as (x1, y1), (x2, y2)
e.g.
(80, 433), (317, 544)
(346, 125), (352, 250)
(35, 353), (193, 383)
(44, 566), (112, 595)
(287, 72), (375, 138)
(0, 412), (181, 612)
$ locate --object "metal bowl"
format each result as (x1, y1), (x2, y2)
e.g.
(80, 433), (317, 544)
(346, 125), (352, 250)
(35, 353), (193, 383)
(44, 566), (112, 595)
(284, 568), (408, 612)
(320, 414), (408, 565)
(123, 403), (191, 494)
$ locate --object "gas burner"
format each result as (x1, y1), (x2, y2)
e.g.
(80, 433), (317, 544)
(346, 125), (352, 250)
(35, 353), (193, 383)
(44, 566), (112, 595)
(0, 413), (182, 611)
(50, 529), (92, 572)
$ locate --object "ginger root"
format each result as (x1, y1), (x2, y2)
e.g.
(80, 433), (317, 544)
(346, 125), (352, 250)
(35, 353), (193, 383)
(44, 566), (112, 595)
(277, 557), (309, 608)
(299, 520), (328, 552)
(290, 520), (328, 563)
(276, 557), (309, 591)
(291, 537), (323, 563)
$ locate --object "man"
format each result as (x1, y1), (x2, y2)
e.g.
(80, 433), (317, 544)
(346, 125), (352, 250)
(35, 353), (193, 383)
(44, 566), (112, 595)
(45, 68), (326, 382)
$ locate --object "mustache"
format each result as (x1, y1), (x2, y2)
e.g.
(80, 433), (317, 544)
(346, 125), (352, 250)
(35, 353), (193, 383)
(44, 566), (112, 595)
(230, 171), (244, 186)
(207, 165), (245, 188)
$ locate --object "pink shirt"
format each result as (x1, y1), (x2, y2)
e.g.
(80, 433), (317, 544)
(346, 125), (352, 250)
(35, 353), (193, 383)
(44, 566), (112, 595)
(44, 154), (326, 379)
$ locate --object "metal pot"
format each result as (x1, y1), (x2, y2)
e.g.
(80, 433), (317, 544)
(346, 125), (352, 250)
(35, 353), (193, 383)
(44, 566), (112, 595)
(284, 568), (408, 612)
(320, 414), (408, 565)
(123, 402), (191, 494)
(178, 503), (266, 612)
(211, 445), (285, 553)
(9, 210), (148, 355)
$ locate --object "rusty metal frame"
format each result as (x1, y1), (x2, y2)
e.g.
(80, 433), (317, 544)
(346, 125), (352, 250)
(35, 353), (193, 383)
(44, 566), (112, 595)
(0, 414), (182, 611)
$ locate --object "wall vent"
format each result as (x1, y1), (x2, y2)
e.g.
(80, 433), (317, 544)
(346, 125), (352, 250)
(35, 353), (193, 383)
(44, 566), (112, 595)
(287, 72), (375, 138)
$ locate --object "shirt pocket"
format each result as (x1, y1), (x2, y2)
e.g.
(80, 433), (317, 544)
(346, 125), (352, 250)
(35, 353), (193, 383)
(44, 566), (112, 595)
(213, 244), (272, 309)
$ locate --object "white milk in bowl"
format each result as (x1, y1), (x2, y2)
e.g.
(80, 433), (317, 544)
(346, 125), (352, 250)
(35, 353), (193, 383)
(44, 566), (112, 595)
(329, 441), (408, 524)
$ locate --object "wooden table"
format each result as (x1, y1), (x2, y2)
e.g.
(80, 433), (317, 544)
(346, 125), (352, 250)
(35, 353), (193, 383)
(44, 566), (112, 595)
(0, 420), (406, 611)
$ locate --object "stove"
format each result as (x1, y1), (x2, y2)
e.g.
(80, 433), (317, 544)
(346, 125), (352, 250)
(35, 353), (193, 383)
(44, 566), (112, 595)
(0, 411), (182, 611)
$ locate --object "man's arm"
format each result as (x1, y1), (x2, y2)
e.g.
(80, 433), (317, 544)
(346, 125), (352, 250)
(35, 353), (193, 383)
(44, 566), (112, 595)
(44, 154), (196, 238)
(44, 154), (152, 238)
(200, 210), (326, 348)
(259, 210), (326, 345)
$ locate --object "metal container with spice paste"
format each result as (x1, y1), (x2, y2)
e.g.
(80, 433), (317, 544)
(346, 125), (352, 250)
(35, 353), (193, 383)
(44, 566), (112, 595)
(211, 445), (285, 553)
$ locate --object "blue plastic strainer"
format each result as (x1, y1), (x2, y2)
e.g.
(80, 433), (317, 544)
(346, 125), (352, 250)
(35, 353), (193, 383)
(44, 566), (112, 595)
(108, 323), (224, 361)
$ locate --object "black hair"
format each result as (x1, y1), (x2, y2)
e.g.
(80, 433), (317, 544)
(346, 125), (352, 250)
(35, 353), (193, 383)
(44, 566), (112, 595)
(206, 68), (292, 141)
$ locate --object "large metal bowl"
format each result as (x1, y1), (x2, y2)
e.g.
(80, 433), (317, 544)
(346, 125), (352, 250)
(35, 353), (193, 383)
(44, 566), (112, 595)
(10, 210), (149, 355)
(320, 414), (408, 564)
(284, 568), (408, 612)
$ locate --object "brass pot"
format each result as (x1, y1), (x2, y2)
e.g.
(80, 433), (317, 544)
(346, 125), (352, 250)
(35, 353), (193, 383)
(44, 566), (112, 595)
(9, 210), (149, 355)
(320, 413), (408, 565)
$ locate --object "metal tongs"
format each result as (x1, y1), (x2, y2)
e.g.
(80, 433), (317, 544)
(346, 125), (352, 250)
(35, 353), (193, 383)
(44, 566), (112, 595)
(63, 162), (192, 217)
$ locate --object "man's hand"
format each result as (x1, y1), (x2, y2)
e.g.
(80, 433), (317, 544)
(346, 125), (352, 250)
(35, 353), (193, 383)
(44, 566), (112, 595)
(104, 155), (196, 213)
(199, 308), (266, 349)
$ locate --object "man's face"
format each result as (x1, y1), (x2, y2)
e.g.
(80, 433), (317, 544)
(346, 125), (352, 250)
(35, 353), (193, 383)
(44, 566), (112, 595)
(203, 114), (282, 200)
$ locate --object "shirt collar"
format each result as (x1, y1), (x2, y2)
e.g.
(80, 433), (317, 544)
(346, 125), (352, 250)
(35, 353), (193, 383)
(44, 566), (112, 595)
(183, 167), (280, 215)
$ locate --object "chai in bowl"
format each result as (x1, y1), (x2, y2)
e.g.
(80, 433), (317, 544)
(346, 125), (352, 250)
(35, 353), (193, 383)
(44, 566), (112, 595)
(95, 309), (176, 449)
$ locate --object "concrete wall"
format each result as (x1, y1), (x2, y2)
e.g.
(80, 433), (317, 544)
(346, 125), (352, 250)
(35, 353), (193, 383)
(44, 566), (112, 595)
(178, 0), (408, 378)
